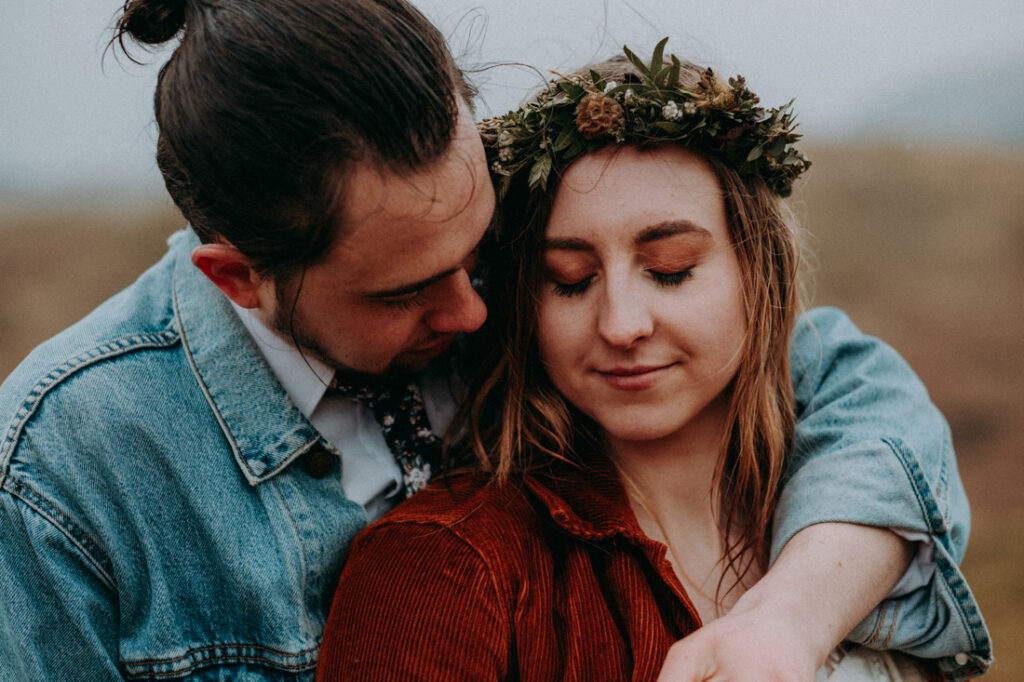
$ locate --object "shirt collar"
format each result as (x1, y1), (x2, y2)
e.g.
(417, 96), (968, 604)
(231, 303), (333, 420)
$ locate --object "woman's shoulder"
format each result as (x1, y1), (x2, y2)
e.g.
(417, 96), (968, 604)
(363, 470), (548, 552)
(350, 473), (561, 577)
(323, 471), (549, 677)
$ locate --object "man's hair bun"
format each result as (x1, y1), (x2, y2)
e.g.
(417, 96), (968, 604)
(116, 0), (188, 46)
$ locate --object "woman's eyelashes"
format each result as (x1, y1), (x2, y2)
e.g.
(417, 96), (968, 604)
(552, 276), (594, 297)
(649, 267), (695, 287)
(547, 267), (696, 298)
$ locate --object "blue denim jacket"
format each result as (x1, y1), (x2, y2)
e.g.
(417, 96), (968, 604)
(780, 311), (990, 679)
(0, 229), (989, 680)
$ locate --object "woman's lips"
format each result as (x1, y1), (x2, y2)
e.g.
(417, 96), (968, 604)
(596, 364), (675, 391)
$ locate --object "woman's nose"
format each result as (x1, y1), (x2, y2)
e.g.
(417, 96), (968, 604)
(597, 282), (653, 349)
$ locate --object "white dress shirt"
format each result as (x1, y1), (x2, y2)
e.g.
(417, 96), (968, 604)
(233, 304), (457, 522)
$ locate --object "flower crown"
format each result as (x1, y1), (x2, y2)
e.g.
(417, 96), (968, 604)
(479, 38), (810, 198)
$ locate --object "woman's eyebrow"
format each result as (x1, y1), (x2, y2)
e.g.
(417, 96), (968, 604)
(635, 220), (712, 245)
(544, 221), (711, 252)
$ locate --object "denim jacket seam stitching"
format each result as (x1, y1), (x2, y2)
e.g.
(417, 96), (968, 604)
(255, 434), (324, 484)
(170, 277), (259, 483)
(908, 526), (991, 677)
(122, 643), (320, 676)
(265, 479), (314, 627)
(0, 475), (116, 589)
(878, 601), (899, 647)
(936, 441), (951, 523)
(863, 600), (887, 647)
(881, 436), (946, 535)
(172, 345), (321, 485)
(0, 330), (180, 471)
(935, 548), (989, 657)
(910, 458), (991, 665)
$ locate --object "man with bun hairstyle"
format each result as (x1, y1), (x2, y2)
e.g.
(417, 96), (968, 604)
(0, 0), (984, 679)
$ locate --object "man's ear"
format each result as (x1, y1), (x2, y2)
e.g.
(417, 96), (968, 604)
(191, 243), (266, 309)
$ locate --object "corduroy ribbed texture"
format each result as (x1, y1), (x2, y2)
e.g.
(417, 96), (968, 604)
(316, 457), (700, 681)
(316, 458), (947, 681)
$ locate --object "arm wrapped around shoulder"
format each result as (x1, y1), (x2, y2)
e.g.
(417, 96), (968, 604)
(777, 306), (990, 678)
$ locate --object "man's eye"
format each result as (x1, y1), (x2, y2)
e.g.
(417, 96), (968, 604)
(382, 291), (427, 311)
(552, 276), (593, 298)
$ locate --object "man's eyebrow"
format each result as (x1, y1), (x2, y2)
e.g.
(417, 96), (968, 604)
(363, 234), (487, 299)
(544, 237), (593, 251)
(363, 267), (459, 299)
(635, 220), (712, 245)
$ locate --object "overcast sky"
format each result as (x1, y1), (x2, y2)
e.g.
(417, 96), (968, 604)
(2, 0), (1021, 199)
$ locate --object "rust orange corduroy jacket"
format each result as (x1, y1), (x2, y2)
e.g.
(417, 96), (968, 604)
(316, 456), (703, 681)
(316, 458), (945, 681)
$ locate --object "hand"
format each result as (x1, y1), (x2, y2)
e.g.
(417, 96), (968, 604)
(655, 606), (818, 682)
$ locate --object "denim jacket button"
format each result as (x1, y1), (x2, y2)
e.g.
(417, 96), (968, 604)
(954, 653), (969, 665)
(299, 446), (336, 479)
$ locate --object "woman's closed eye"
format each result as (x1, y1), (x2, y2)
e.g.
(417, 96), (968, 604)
(648, 267), (695, 287)
(642, 245), (701, 287)
(544, 251), (598, 298)
(551, 275), (594, 298)
(548, 266), (693, 298)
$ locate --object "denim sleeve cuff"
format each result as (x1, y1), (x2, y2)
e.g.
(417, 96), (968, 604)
(771, 438), (991, 679)
(847, 536), (991, 680)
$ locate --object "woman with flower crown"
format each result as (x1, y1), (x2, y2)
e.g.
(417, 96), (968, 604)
(316, 41), (989, 681)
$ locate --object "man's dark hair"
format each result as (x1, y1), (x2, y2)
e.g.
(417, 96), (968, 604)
(115, 0), (467, 279)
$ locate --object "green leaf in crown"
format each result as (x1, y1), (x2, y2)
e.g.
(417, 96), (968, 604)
(479, 37), (810, 199)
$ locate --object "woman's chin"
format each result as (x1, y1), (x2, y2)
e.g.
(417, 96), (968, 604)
(597, 418), (677, 445)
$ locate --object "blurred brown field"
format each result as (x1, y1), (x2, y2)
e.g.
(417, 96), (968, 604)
(2, 144), (1022, 679)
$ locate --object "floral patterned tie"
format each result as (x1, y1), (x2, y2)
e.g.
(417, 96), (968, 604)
(328, 374), (440, 498)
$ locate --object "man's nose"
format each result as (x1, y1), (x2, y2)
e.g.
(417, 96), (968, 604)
(425, 269), (488, 334)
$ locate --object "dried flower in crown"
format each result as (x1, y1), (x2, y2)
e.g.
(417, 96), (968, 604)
(575, 93), (625, 140)
(478, 37), (810, 198)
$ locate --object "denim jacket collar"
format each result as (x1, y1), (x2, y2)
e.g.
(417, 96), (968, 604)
(170, 229), (322, 485)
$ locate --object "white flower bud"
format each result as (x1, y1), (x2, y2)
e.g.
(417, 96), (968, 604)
(662, 100), (683, 121)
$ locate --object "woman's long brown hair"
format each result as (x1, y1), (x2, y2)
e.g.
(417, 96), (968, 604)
(454, 58), (801, 592)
